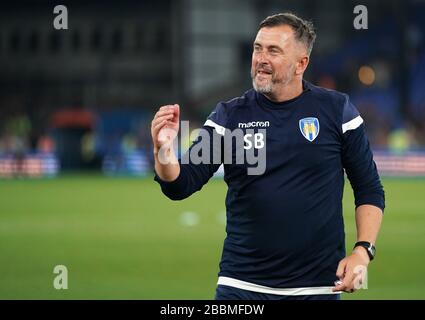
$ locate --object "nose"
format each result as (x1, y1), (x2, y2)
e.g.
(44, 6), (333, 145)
(254, 50), (272, 69)
(256, 51), (268, 64)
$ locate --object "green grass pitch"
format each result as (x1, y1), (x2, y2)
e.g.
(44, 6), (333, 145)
(0, 174), (424, 299)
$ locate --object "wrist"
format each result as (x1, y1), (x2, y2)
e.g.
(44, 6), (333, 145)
(153, 144), (173, 157)
(353, 241), (376, 262)
(154, 145), (178, 167)
(352, 246), (370, 263)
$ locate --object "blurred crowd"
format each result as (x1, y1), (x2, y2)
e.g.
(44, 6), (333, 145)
(1, 1), (425, 173)
(0, 90), (424, 170)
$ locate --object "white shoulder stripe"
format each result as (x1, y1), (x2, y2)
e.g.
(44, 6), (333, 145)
(204, 119), (226, 136)
(342, 115), (363, 134)
(217, 276), (340, 296)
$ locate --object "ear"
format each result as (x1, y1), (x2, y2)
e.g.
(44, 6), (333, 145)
(295, 56), (309, 75)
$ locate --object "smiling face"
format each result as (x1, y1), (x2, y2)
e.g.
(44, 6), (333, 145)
(251, 24), (309, 99)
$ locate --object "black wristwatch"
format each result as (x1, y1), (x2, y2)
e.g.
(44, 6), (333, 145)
(354, 241), (376, 261)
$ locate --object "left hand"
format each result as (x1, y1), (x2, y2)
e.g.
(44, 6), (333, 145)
(333, 247), (370, 293)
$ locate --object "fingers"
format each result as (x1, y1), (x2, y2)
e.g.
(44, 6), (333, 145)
(152, 119), (169, 138)
(151, 104), (180, 149)
(341, 269), (355, 293)
(151, 105), (178, 130)
(336, 259), (346, 280)
(153, 105), (179, 126)
(333, 281), (352, 293)
(334, 259), (351, 293)
(155, 108), (175, 119)
(167, 104), (180, 124)
(152, 114), (174, 127)
(151, 115), (169, 135)
(159, 104), (176, 111)
(333, 280), (345, 292)
(158, 104), (179, 117)
(333, 267), (357, 293)
(334, 254), (369, 294)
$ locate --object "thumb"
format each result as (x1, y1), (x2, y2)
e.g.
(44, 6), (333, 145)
(174, 104), (180, 120)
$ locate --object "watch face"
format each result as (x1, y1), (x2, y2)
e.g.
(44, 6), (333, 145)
(368, 245), (376, 258)
(367, 244), (376, 260)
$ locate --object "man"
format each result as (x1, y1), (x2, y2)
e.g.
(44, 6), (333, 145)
(151, 13), (385, 300)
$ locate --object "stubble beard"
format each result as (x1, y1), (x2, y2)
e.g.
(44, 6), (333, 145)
(251, 65), (295, 95)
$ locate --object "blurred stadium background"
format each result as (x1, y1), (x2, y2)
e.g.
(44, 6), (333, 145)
(0, 0), (424, 299)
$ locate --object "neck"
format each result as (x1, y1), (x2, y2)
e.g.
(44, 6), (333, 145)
(262, 79), (304, 103)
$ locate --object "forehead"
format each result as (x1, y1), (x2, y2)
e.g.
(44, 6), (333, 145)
(254, 25), (295, 47)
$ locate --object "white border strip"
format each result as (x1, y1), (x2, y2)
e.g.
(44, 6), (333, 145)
(204, 119), (226, 136)
(342, 115), (363, 134)
(217, 276), (340, 296)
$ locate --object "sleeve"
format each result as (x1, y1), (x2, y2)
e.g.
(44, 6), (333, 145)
(153, 103), (226, 200)
(341, 96), (385, 212)
(203, 102), (228, 135)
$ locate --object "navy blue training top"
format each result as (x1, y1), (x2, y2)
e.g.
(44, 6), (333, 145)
(154, 80), (385, 289)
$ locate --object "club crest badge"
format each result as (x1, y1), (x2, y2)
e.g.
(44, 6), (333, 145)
(299, 117), (320, 142)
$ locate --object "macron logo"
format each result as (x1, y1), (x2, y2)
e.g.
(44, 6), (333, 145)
(238, 121), (270, 129)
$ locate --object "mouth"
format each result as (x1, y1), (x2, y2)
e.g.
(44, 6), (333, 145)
(256, 70), (272, 76)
